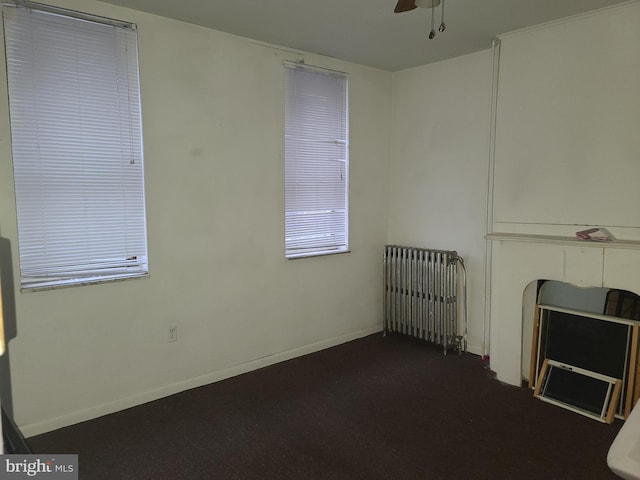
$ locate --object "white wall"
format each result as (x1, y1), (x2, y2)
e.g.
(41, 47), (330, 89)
(389, 50), (493, 355)
(492, 1), (640, 236)
(0, 0), (391, 436)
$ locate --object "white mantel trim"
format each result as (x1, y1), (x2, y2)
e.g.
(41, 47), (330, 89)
(487, 233), (640, 251)
(487, 236), (640, 386)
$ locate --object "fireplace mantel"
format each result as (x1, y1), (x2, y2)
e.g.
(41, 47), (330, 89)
(486, 232), (640, 386)
(487, 232), (640, 251)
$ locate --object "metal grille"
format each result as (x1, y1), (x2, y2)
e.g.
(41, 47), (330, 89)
(384, 245), (461, 353)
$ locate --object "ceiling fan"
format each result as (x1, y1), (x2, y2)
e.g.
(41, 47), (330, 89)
(394, 0), (446, 39)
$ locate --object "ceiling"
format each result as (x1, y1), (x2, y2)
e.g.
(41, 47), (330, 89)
(99, 0), (632, 71)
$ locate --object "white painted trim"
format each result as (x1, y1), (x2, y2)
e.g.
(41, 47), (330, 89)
(20, 326), (381, 438)
(483, 38), (500, 359)
(539, 304), (636, 326)
(486, 232), (640, 250)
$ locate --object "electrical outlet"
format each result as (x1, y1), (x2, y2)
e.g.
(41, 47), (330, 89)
(168, 326), (178, 343)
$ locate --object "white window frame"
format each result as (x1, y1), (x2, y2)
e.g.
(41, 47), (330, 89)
(284, 62), (349, 259)
(2, 1), (148, 290)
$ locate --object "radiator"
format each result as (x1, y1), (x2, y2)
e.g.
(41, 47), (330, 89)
(383, 245), (462, 354)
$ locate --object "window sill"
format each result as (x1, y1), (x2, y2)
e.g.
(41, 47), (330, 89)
(21, 272), (149, 293)
(286, 249), (351, 260)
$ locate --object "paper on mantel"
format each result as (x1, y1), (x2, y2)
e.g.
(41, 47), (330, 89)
(576, 227), (615, 242)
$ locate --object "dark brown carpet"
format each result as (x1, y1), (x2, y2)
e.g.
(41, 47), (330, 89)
(29, 333), (623, 479)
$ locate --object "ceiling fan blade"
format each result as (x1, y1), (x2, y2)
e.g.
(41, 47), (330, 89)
(394, 0), (417, 13)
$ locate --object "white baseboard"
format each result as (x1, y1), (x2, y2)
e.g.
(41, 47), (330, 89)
(21, 326), (382, 438)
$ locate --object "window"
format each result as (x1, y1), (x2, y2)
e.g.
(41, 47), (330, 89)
(284, 63), (349, 258)
(3, 3), (148, 290)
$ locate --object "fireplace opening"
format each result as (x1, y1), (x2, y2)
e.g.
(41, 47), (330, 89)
(522, 280), (640, 421)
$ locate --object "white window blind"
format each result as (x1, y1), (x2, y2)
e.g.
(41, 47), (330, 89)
(284, 63), (349, 258)
(3, 3), (148, 290)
